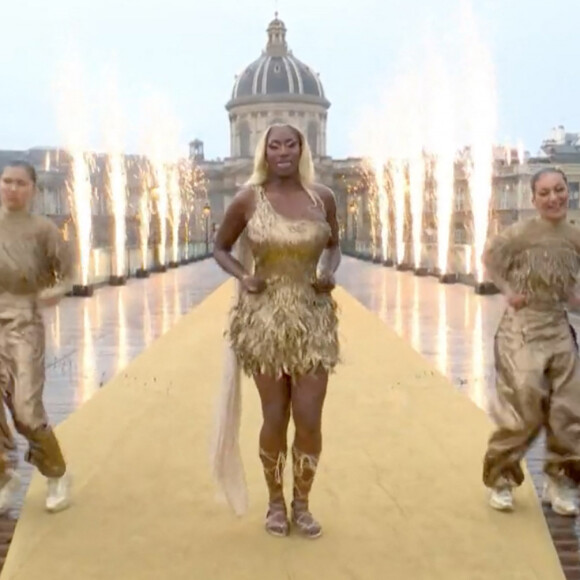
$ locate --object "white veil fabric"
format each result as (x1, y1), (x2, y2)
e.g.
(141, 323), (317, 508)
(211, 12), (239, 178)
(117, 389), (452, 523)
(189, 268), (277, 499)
(209, 232), (254, 516)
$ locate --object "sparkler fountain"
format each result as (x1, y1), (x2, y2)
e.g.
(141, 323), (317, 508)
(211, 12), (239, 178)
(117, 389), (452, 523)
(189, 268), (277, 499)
(168, 164), (182, 268)
(140, 94), (180, 274)
(349, 3), (504, 297)
(135, 160), (152, 278)
(372, 158), (391, 265)
(397, 72), (428, 276)
(390, 159), (410, 270)
(151, 164), (169, 273)
(365, 170), (380, 262)
(178, 159), (195, 264)
(54, 59), (94, 297)
(102, 75), (128, 286)
(460, 4), (499, 295)
(106, 152), (128, 286)
(426, 52), (458, 284)
(410, 150), (427, 276)
(68, 154), (95, 296)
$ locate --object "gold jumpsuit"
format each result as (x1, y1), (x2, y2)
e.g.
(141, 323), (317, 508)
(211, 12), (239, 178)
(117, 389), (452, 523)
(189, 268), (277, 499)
(228, 186), (340, 379)
(482, 216), (580, 488)
(0, 207), (71, 479)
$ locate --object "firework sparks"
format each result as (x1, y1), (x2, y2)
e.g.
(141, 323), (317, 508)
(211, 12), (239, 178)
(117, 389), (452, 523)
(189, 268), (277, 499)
(140, 94), (181, 268)
(101, 71), (128, 278)
(424, 50), (456, 275)
(461, 1), (497, 283)
(138, 161), (153, 270)
(372, 158), (389, 260)
(389, 159), (407, 265)
(54, 58), (93, 286)
(351, 108), (387, 260)
(168, 163), (182, 263)
(517, 140), (525, 165)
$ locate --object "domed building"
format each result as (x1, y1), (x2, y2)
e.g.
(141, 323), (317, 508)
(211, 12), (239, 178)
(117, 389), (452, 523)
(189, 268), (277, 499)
(190, 14), (364, 242)
(226, 14), (330, 158)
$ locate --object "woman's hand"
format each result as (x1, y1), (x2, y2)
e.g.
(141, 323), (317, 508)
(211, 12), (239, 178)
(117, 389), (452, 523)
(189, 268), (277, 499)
(506, 291), (527, 311)
(241, 275), (266, 294)
(312, 273), (336, 294)
(37, 295), (62, 308)
(568, 293), (580, 308)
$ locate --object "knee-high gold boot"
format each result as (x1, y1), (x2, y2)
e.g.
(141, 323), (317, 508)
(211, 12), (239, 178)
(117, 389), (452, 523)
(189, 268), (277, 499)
(291, 445), (322, 539)
(259, 448), (289, 537)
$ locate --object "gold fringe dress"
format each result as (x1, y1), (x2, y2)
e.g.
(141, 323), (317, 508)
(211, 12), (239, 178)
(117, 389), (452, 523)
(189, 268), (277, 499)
(482, 216), (580, 487)
(228, 187), (339, 379)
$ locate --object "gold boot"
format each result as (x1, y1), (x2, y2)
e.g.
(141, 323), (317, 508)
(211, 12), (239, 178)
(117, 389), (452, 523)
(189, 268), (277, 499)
(259, 448), (289, 537)
(291, 446), (322, 539)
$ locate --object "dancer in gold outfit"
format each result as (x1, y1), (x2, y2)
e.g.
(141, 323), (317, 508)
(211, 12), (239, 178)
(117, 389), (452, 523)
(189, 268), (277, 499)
(483, 167), (580, 516)
(212, 124), (340, 538)
(0, 161), (72, 513)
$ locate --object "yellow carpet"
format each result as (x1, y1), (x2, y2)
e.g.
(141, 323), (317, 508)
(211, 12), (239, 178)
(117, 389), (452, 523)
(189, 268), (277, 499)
(0, 281), (565, 580)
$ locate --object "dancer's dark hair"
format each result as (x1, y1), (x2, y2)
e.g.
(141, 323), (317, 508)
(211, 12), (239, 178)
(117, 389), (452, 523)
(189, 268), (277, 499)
(1, 160), (37, 184)
(530, 167), (567, 195)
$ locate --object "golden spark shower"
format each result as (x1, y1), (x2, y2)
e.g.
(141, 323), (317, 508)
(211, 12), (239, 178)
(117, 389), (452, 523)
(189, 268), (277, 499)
(351, 1), (508, 293)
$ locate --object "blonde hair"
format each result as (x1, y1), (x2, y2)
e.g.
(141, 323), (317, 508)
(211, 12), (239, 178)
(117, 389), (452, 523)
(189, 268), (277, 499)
(246, 123), (321, 206)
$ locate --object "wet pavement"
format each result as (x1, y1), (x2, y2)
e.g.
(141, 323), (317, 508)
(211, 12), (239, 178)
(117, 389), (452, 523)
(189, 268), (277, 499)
(0, 256), (579, 577)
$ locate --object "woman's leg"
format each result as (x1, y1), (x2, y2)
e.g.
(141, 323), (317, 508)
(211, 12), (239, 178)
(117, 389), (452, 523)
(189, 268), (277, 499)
(290, 367), (328, 538)
(254, 372), (292, 536)
(4, 313), (69, 512)
(483, 336), (547, 511)
(543, 339), (580, 516)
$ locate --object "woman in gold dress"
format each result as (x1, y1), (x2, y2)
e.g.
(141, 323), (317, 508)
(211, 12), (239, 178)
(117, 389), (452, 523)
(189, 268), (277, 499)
(482, 167), (580, 516)
(0, 161), (72, 513)
(212, 124), (340, 538)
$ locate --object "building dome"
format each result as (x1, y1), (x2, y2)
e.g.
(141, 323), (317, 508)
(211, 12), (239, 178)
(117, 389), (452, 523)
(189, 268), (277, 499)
(226, 15), (330, 159)
(227, 15), (329, 109)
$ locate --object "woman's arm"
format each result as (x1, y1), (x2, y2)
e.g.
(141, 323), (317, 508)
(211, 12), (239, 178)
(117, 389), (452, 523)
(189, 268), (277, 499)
(316, 184), (341, 277)
(38, 219), (74, 306)
(213, 187), (254, 281)
(482, 222), (523, 297)
(565, 223), (580, 308)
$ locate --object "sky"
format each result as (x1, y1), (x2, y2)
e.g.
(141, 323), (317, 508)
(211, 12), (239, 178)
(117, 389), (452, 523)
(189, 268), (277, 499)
(1, 0), (579, 160)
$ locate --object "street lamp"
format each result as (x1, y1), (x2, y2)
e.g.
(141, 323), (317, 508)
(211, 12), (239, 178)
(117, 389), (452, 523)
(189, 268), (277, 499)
(203, 202), (211, 257)
(347, 198), (359, 259)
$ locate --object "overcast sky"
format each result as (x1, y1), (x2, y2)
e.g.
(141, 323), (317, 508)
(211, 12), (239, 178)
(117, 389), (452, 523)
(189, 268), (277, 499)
(1, 0), (579, 160)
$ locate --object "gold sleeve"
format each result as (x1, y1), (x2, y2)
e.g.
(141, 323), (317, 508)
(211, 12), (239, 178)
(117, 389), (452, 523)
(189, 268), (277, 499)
(482, 221), (527, 294)
(38, 221), (74, 300)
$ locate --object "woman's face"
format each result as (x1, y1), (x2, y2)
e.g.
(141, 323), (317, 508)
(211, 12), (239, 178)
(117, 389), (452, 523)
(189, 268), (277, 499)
(532, 172), (569, 222)
(265, 125), (301, 178)
(0, 166), (35, 211)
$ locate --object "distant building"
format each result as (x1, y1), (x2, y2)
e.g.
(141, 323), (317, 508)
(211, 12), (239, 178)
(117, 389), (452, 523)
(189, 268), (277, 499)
(2, 17), (580, 271)
(191, 14), (362, 237)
